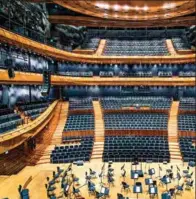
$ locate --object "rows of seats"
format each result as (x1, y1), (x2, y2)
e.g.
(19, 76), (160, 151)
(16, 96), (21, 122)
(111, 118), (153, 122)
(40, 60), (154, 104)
(172, 37), (191, 50)
(179, 71), (196, 77)
(80, 38), (100, 50)
(17, 101), (49, 120)
(69, 98), (93, 111)
(100, 97), (172, 110)
(104, 113), (168, 130)
(51, 136), (94, 163)
(158, 71), (173, 77)
(103, 136), (170, 162)
(0, 105), (23, 134)
(99, 71), (114, 77)
(104, 39), (168, 56)
(178, 114), (196, 132)
(63, 71), (93, 77)
(64, 114), (94, 131)
(179, 97), (196, 111)
(179, 137), (196, 162)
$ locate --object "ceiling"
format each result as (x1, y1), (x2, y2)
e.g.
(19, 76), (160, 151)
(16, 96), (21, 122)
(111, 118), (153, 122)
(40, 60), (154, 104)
(52, 0), (196, 21)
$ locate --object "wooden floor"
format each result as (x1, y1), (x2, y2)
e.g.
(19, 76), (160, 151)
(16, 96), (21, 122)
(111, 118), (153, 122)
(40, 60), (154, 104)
(0, 162), (194, 199)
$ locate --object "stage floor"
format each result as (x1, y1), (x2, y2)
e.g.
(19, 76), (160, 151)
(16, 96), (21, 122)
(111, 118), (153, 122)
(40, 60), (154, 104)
(0, 162), (195, 199)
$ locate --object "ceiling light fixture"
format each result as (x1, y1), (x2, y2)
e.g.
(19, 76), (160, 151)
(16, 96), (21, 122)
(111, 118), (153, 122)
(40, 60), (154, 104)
(113, 4), (120, 11)
(143, 5), (149, 11)
(123, 5), (130, 11)
(163, 3), (176, 9)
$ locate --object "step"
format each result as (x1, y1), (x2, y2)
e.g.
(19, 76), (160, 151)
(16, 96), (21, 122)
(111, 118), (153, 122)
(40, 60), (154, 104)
(91, 154), (103, 159)
(170, 155), (182, 160)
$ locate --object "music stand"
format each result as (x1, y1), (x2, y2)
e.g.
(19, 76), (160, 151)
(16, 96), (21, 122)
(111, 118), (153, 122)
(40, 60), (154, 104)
(148, 168), (155, 178)
(133, 173), (139, 183)
(157, 164), (162, 178)
(133, 185), (143, 199)
(176, 172), (181, 186)
(165, 177), (171, 191)
(149, 186), (158, 199)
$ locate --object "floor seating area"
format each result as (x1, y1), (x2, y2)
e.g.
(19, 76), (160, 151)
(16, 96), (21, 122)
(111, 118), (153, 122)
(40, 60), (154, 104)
(100, 97), (172, 111)
(64, 114), (94, 132)
(103, 136), (170, 162)
(69, 98), (93, 111)
(179, 137), (196, 162)
(179, 97), (196, 112)
(104, 112), (168, 131)
(17, 101), (49, 120)
(51, 136), (94, 163)
(0, 104), (23, 134)
(178, 114), (196, 132)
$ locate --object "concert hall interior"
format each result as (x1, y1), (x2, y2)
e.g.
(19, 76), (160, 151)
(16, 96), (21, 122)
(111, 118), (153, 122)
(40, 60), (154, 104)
(0, 0), (195, 199)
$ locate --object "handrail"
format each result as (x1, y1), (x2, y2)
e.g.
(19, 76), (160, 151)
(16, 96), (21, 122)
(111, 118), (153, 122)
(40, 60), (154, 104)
(0, 100), (58, 143)
(0, 28), (195, 64)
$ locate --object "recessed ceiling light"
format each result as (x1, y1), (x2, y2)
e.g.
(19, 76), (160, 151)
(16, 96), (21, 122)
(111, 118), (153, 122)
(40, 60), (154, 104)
(163, 3), (176, 9)
(113, 4), (120, 11)
(143, 5), (149, 11)
(135, 6), (139, 11)
(123, 5), (130, 11)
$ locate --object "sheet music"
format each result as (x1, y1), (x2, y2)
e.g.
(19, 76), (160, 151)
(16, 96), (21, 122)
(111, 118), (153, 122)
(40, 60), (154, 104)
(150, 187), (155, 194)
(136, 186), (141, 192)
(149, 179), (153, 184)
(101, 187), (105, 194)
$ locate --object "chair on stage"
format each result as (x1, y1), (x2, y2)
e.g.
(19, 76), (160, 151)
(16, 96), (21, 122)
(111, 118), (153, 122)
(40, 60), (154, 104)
(46, 177), (55, 187)
(185, 180), (194, 190)
(161, 192), (171, 199)
(184, 171), (193, 179)
(85, 171), (92, 182)
(87, 181), (96, 195)
(72, 174), (80, 186)
(117, 193), (125, 199)
(121, 169), (126, 179)
(73, 186), (80, 196)
(95, 191), (104, 199)
(89, 168), (97, 178)
(108, 175), (115, 186)
(121, 181), (131, 192)
(175, 183), (184, 195)
(168, 188), (176, 198)
(18, 185), (29, 199)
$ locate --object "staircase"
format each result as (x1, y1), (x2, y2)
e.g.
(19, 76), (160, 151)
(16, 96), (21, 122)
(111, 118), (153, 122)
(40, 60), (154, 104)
(37, 101), (69, 164)
(26, 102), (62, 165)
(91, 101), (105, 161)
(165, 39), (177, 55)
(168, 101), (182, 162)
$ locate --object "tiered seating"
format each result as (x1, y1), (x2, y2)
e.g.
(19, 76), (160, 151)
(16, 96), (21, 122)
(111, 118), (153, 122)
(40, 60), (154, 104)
(99, 71), (114, 77)
(64, 114), (94, 131)
(158, 71), (173, 77)
(104, 39), (168, 56)
(0, 105), (22, 134)
(178, 114), (196, 132)
(63, 71), (93, 77)
(179, 137), (196, 162)
(81, 38), (100, 50)
(18, 101), (49, 120)
(179, 71), (196, 77)
(69, 98), (93, 111)
(100, 97), (172, 111)
(51, 136), (94, 163)
(103, 136), (170, 162)
(172, 37), (191, 50)
(104, 113), (168, 131)
(179, 98), (196, 111)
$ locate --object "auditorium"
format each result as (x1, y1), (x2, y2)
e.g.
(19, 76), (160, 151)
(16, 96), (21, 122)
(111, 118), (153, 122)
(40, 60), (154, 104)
(0, 0), (195, 198)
